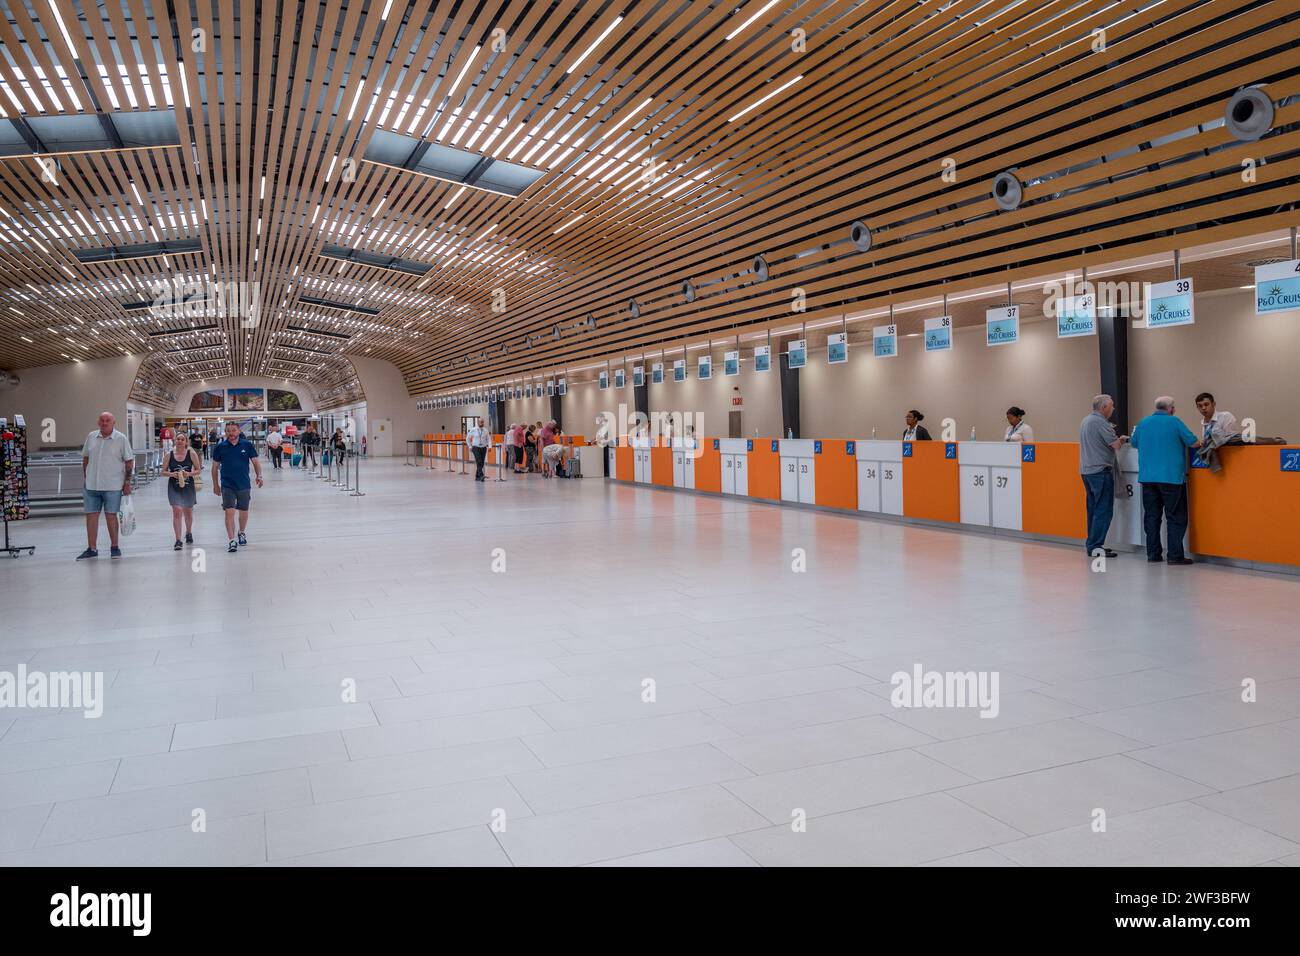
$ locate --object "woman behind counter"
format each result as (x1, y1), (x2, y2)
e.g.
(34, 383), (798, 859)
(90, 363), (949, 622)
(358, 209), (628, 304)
(1004, 406), (1034, 442)
(902, 410), (932, 441)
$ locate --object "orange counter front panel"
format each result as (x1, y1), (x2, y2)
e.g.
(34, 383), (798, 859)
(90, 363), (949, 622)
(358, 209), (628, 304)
(651, 446), (674, 486)
(902, 440), (959, 523)
(694, 439), (722, 493)
(814, 440), (858, 510)
(615, 445), (633, 479)
(1189, 445), (1300, 566)
(747, 439), (781, 501)
(1021, 442), (1087, 540)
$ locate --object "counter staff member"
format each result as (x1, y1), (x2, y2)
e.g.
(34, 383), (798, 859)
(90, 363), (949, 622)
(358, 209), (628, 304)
(1130, 396), (1201, 566)
(1194, 392), (1238, 442)
(902, 410), (932, 441)
(1004, 407), (1033, 443)
(1078, 394), (1127, 559)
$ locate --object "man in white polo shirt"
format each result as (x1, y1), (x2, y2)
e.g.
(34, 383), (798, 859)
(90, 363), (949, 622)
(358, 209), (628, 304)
(78, 411), (134, 560)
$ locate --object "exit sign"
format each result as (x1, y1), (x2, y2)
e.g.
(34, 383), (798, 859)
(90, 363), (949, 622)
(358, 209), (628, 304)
(731, 397), (743, 407)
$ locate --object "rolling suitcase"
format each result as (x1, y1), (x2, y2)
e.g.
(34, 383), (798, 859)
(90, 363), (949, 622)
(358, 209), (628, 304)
(566, 453), (582, 478)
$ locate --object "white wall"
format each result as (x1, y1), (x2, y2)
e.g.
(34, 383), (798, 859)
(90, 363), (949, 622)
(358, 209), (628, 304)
(2, 355), (145, 450)
(1129, 287), (1300, 440)
(799, 317), (1098, 441)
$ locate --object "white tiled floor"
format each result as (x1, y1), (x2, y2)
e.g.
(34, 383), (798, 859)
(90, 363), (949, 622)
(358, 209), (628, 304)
(1, 457), (1299, 866)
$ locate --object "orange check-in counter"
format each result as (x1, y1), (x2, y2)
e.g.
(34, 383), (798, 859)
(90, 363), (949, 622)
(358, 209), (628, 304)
(605, 435), (1300, 570)
(1188, 445), (1300, 566)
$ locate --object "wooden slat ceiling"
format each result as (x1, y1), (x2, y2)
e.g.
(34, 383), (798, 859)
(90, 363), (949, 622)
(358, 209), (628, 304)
(1, 0), (1298, 401)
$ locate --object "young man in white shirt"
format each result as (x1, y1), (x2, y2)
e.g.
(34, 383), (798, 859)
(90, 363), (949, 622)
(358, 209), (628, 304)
(465, 418), (490, 481)
(1194, 392), (1238, 442)
(78, 411), (134, 560)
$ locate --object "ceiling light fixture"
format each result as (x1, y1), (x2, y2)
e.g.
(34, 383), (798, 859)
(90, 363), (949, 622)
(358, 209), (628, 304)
(553, 214), (584, 235)
(567, 16), (624, 74)
(726, 0), (779, 40)
(728, 74), (802, 123)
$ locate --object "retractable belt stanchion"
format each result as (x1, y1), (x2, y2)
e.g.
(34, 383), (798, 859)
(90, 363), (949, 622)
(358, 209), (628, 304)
(445, 441), (454, 473)
(338, 445), (351, 490)
(350, 442), (365, 497)
(493, 442), (507, 482)
(426, 439), (436, 470)
(461, 443), (468, 476)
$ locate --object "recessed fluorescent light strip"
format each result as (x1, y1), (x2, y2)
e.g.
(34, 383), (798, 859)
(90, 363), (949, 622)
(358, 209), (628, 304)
(728, 74), (802, 123)
(726, 1), (779, 40)
(567, 16), (624, 74)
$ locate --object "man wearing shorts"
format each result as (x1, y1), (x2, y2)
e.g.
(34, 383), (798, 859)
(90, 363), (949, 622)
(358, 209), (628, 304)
(211, 421), (263, 553)
(77, 411), (134, 560)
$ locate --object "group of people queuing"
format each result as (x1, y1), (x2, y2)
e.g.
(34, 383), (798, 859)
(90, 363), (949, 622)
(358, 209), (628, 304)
(463, 418), (572, 481)
(77, 414), (264, 560)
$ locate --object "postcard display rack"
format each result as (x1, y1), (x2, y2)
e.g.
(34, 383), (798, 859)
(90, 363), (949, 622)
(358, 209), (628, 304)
(1, 415), (35, 557)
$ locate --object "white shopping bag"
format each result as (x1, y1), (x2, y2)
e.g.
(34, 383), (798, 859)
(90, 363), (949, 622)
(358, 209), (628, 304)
(118, 494), (137, 536)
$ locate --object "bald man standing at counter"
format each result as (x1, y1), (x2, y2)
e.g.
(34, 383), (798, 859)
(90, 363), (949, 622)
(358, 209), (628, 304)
(1131, 396), (1202, 566)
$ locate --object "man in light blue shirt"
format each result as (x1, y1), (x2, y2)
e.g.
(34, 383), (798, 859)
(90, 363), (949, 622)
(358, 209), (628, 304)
(1130, 396), (1201, 565)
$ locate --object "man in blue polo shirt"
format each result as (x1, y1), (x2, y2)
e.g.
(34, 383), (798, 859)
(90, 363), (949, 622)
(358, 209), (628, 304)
(1130, 396), (1202, 566)
(210, 421), (264, 554)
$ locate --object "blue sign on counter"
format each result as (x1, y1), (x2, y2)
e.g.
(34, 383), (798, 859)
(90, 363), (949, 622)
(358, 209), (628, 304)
(746, 439), (753, 452)
(771, 440), (779, 452)
(712, 439), (719, 451)
(1190, 452), (1208, 469)
(846, 441), (855, 455)
(945, 442), (957, 459)
(814, 440), (822, 454)
(1021, 444), (1036, 463)
(1282, 449), (1300, 472)
(903, 442), (913, 458)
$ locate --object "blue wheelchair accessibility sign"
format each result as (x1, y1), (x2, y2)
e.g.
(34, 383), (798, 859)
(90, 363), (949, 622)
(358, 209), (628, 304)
(1282, 449), (1300, 472)
(902, 442), (913, 458)
(944, 443), (957, 459)
(1021, 444), (1036, 463)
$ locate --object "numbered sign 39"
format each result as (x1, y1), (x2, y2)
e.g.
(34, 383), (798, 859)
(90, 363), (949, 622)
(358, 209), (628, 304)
(925, 315), (952, 352)
(1145, 277), (1195, 328)
(986, 305), (1019, 346)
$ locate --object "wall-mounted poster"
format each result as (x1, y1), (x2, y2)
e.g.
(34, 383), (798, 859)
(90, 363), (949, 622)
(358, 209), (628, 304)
(188, 388), (224, 412)
(227, 387), (265, 412)
(267, 388), (301, 411)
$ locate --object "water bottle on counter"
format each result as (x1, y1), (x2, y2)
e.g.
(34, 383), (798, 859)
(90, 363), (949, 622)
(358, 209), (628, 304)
(969, 426), (977, 441)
